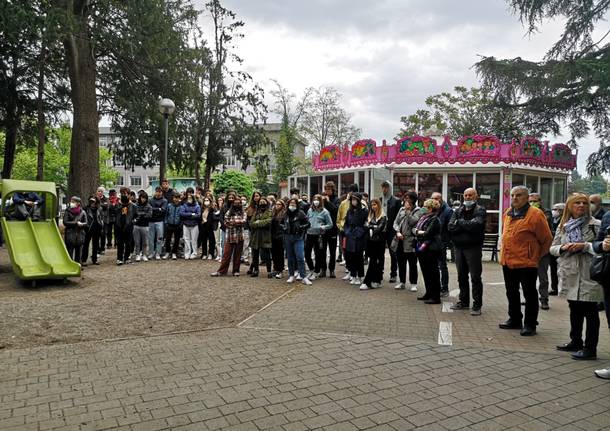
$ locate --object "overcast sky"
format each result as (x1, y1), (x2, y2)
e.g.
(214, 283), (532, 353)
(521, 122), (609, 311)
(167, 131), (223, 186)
(197, 0), (604, 173)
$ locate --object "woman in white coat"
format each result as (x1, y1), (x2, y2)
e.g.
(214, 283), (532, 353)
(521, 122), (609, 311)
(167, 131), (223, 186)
(550, 193), (602, 360)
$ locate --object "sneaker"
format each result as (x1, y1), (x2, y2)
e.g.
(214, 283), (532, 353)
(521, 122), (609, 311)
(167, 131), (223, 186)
(450, 302), (469, 310)
(394, 283), (405, 290)
(389, 276), (397, 283)
(339, 261), (345, 266)
(342, 274), (351, 281)
(329, 271), (336, 278)
(440, 290), (449, 298)
(155, 253), (161, 261)
(142, 255), (149, 262)
(135, 254), (141, 262)
(302, 277), (312, 286)
(286, 276), (295, 284)
(201, 255), (208, 260)
(540, 301), (550, 310)
(410, 284), (418, 292)
(594, 368), (610, 379)
(309, 272), (319, 281)
(359, 283), (369, 290)
(233, 272), (240, 277)
(318, 271), (326, 278)
(172, 253), (177, 260)
(371, 282), (382, 289)
(162, 253), (169, 260)
(470, 308), (482, 316)
(190, 253), (198, 260)
(275, 272), (283, 279)
(116, 260), (123, 266)
(210, 272), (221, 277)
(296, 274), (303, 281)
(350, 277), (361, 285)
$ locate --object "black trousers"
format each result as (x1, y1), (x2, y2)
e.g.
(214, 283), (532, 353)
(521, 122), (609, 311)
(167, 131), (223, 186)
(251, 248), (272, 273)
(65, 241), (82, 263)
(325, 233), (337, 272)
(549, 254), (559, 292)
(116, 227), (133, 262)
(345, 250), (364, 277)
(418, 249), (441, 300)
(201, 226), (216, 257)
(338, 231), (345, 261)
(455, 247), (484, 309)
(569, 300), (600, 352)
(106, 222), (115, 247)
(271, 237), (285, 272)
(502, 266), (539, 327)
(385, 236), (397, 278)
(165, 224), (181, 255)
(305, 234), (327, 273)
(98, 223), (106, 252)
(82, 228), (101, 263)
(396, 243), (418, 285)
(363, 240), (385, 285)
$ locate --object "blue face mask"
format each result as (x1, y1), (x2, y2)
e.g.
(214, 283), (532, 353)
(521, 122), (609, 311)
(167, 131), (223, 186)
(463, 200), (475, 209)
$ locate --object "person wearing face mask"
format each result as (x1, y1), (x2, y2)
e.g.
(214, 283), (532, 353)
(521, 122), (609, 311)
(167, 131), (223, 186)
(529, 193), (554, 309)
(391, 191), (422, 291)
(211, 198), (246, 276)
(305, 194), (333, 280)
(448, 188), (487, 315)
(81, 196), (104, 266)
(214, 196), (224, 261)
(344, 193), (369, 285)
(551, 193), (602, 360)
(115, 192), (136, 265)
(180, 194), (201, 260)
(548, 203), (566, 295)
(200, 197), (217, 260)
(245, 192), (262, 272)
(338, 184), (359, 273)
(271, 199), (287, 278)
(63, 196), (87, 263)
(249, 198), (273, 277)
(163, 193), (182, 260)
(360, 199), (387, 290)
(590, 194), (606, 221)
(148, 187), (167, 260)
(282, 198), (311, 285)
(133, 192), (153, 262)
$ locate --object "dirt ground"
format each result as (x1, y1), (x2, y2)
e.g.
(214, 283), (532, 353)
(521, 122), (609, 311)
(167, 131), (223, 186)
(0, 247), (289, 350)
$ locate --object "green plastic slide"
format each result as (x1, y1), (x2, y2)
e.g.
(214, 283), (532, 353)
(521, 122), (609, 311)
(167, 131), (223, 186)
(1, 179), (81, 281)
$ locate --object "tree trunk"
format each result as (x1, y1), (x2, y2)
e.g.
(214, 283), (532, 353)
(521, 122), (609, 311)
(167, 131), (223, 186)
(2, 121), (18, 180)
(36, 44), (46, 181)
(63, 0), (99, 199)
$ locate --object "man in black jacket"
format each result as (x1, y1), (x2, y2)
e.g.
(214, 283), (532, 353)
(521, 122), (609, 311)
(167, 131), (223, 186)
(593, 211), (610, 379)
(323, 181), (340, 278)
(432, 192), (453, 296)
(380, 180), (401, 282)
(448, 188), (487, 315)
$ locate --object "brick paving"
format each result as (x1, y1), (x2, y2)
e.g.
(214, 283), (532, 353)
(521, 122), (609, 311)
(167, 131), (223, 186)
(1, 262), (610, 430)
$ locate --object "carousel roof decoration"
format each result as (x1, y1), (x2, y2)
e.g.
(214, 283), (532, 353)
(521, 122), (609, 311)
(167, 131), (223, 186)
(312, 135), (577, 171)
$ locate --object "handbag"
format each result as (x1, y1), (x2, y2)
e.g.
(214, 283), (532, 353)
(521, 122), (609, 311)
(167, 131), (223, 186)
(590, 253), (610, 283)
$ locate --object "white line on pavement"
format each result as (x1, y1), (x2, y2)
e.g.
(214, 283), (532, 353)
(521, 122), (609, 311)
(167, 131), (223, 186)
(487, 282), (505, 285)
(438, 321), (453, 346)
(237, 287), (296, 327)
(442, 302), (453, 313)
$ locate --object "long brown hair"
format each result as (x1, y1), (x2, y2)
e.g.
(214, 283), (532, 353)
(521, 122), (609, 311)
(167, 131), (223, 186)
(559, 193), (590, 231)
(312, 194), (325, 211)
(368, 198), (383, 221)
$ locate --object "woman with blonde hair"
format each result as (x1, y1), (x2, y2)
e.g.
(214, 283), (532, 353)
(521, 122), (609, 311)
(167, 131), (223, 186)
(550, 193), (602, 360)
(414, 198), (443, 303)
(305, 194), (333, 280)
(360, 198), (387, 290)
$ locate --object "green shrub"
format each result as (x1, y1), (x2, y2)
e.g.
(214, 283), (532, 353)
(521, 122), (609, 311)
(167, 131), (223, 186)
(212, 170), (254, 197)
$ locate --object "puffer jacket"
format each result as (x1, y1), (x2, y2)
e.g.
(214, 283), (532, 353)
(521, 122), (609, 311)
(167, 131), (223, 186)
(63, 208), (87, 245)
(179, 201), (201, 227)
(165, 203), (182, 226)
(391, 207), (422, 253)
(344, 205), (369, 253)
(550, 217), (602, 302)
(500, 204), (553, 269)
(367, 215), (387, 243)
(150, 196), (168, 223)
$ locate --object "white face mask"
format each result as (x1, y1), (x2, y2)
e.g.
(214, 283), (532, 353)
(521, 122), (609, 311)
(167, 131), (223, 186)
(70, 202), (77, 208)
(204, 201), (210, 207)
(313, 200), (320, 207)
(288, 206), (297, 212)
(241, 200), (247, 206)
(590, 203), (597, 213)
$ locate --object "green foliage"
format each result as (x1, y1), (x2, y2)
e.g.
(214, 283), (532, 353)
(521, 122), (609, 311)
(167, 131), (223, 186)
(398, 86), (535, 142)
(2, 126), (118, 191)
(212, 170), (253, 197)
(569, 170), (608, 195)
(273, 115), (297, 183)
(474, 0), (610, 173)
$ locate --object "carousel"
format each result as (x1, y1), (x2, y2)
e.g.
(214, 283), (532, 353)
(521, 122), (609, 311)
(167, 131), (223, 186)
(288, 135), (577, 235)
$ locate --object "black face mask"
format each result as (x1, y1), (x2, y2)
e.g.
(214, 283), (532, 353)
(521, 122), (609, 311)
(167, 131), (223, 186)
(120, 196), (129, 204)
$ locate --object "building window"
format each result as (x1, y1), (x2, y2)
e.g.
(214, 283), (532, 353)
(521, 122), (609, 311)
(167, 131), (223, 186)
(148, 176), (158, 187)
(553, 178), (566, 204)
(340, 172), (355, 197)
(447, 173), (474, 205)
(117, 176), (124, 186)
(310, 176), (323, 196)
(540, 178), (553, 207)
(130, 176), (142, 187)
(475, 173), (500, 211)
(512, 173), (525, 187)
(526, 175), (538, 193)
(417, 173), (443, 201)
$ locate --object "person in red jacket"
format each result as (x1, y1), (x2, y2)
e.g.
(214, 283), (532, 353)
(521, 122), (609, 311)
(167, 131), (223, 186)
(499, 185), (553, 336)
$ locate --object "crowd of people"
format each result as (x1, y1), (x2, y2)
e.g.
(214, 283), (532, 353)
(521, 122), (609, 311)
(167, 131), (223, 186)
(58, 179), (610, 377)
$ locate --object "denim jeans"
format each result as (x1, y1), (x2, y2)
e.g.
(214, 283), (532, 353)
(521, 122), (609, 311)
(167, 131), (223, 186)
(133, 225), (149, 256)
(284, 234), (306, 278)
(147, 221), (164, 256)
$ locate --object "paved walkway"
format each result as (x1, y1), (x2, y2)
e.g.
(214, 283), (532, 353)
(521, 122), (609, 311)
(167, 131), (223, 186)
(1, 263), (610, 430)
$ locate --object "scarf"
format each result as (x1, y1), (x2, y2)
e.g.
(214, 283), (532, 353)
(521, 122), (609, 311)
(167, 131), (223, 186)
(69, 206), (81, 216)
(416, 212), (432, 231)
(564, 217), (585, 243)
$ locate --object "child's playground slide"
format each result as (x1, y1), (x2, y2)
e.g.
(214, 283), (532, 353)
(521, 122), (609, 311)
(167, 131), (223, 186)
(1, 179), (80, 281)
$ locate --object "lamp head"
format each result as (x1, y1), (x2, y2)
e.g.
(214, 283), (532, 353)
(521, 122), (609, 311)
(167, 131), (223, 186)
(158, 98), (175, 115)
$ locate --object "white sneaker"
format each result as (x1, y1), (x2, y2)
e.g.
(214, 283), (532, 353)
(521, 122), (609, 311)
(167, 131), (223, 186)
(342, 274), (351, 281)
(286, 276), (295, 284)
(302, 277), (312, 285)
(142, 255), (149, 262)
(162, 253), (169, 260)
(594, 368), (610, 379)
(350, 277), (360, 285)
(359, 283), (369, 290)
(116, 260), (123, 266)
(394, 283), (405, 290)
(202, 255), (208, 260)
(135, 254), (141, 262)
(339, 261), (345, 266)
(309, 272), (318, 281)
(371, 282), (382, 289)
(216, 257), (221, 262)
(296, 274), (303, 281)
(172, 253), (177, 260)
(294, 271), (299, 277)
(410, 284), (418, 292)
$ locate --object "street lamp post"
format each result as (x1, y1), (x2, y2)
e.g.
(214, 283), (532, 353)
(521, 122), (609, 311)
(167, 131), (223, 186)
(158, 97), (175, 180)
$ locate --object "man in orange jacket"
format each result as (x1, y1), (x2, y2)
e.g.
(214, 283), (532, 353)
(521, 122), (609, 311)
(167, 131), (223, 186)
(499, 185), (553, 336)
